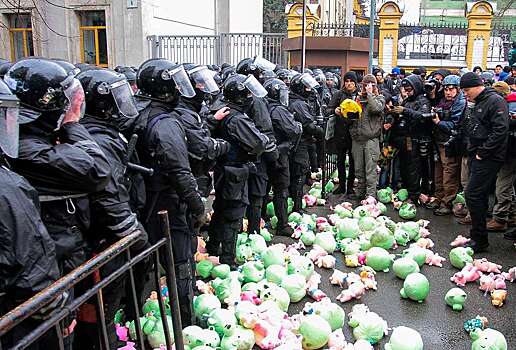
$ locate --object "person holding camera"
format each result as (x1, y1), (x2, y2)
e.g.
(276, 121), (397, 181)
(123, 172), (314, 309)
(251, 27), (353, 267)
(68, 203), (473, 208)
(391, 75), (432, 203)
(347, 74), (385, 199)
(430, 75), (465, 216)
(459, 72), (509, 252)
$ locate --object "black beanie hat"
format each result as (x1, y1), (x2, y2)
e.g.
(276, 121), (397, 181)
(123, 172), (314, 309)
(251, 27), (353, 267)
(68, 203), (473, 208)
(343, 71), (358, 84)
(460, 72), (484, 89)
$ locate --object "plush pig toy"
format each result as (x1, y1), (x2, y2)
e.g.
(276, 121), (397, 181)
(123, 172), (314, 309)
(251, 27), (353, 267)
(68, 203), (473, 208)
(473, 258), (502, 274)
(336, 281), (366, 303)
(450, 264), (482, 287)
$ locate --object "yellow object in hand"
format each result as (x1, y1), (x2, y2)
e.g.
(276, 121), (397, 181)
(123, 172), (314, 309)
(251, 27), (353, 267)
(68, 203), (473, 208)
(339, 99), (362, 118)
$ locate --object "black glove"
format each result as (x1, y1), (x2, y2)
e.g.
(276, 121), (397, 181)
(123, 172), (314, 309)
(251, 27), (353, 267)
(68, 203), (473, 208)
(185, 193), (205, 218)
(215, 139), (231, 157)
(262, 148), (279, 164)
(32, 292), (69, 320)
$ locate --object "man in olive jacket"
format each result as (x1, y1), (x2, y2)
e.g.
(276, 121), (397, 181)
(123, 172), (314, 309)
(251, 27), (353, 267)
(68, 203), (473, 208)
(347, 74), (385, 199)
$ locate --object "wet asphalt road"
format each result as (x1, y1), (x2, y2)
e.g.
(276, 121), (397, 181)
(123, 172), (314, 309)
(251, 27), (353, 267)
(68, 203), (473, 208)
(268, 193), (516, 349)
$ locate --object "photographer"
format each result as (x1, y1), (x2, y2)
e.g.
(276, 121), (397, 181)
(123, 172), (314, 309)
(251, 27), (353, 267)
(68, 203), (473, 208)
(460, 72), (509, 252)
(431, 75), (465, 215)
(424, 77), (443, 108)
(391, 75), (432, 203)
(348, 74), (385, 199)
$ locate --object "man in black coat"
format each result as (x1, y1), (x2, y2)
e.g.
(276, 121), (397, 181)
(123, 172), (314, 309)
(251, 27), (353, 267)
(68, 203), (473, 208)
(459, 72), (509, 252)
(207, 74), (268, 265)
(0, 78), (61, 350)
(392, 74), (432, 202)
(326, 71), (358, 195)
(133, 59), (206, 325)
(289, 73), (325, 211)
(5, 59), (111, 276)
(264, 78), (303, 236)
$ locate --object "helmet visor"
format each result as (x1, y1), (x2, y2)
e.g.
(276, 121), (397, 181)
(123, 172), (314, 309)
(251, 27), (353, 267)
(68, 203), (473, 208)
(0, 101), (20, 158)
(188, 66), (220, 94)
(110, 80), (139, 118)
(300, 73), (319, 89)
(253, 56), (276, 72)
(62, 78), (85, 122)
(279, 87), (289, 106)
(163, 66), (195, 98)
(243, 75), (267, 98)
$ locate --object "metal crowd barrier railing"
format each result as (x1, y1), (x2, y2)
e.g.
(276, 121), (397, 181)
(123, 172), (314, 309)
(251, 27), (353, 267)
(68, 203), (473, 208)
(321, 115), (338, 199)
(0, 211), (184, 350)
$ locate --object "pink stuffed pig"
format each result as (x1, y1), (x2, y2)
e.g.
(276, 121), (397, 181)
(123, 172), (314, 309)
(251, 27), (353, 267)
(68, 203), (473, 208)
(479, 273), (497, 294)
(425, 251), (446, 267)
(336, 281), (366, 303)
(307, 245), (327, 262)
(502, 266), (516, 282)
(473, 258), (502, 274)
(315, 255), (336, 269)
(450, 235), (471, 247)
(450, 264), (482, 287)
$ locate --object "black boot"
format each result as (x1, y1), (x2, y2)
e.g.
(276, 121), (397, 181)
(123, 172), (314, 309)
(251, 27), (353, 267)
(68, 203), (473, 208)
(276, 225), (293, 237)
(333, 185), (346, 195)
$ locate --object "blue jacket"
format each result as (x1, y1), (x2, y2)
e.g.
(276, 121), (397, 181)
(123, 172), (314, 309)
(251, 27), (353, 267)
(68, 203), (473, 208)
(434, 92), (466, 144)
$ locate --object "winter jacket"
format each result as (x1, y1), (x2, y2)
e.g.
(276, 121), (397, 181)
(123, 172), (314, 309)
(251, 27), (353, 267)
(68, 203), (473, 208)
(0, 166), (59, 296)
(433, 92), (466, 144)
(463, 87), (508, 163)
(400, 75), (432, 139)
(349, 93), (385, 142)
(326, 89), (357, 147)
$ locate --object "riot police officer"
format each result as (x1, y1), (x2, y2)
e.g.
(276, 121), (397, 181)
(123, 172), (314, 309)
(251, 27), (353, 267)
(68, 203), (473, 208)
(236, 57), (278, 236)
(173, 64), (231, 196)
(207, 74), (268, 265)
(133, 58), (205, 325)
(0, 79), (61, 349)
(4, 58), (110, 348)
(288, 73), (325, 212)
(5, 58), (111, 274)
(263, 78), (302, 236)
(77, 68), (149, 348)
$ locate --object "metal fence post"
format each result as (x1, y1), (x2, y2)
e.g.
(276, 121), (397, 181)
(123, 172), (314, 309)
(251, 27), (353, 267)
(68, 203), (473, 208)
(149, 35), (159, 58)
(158, 210), (185, 350)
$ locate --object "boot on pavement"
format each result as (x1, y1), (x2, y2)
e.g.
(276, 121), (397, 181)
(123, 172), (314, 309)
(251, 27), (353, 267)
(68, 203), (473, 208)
(486, 219), (507, 231)
(434, 205), (452, 216)
(458, 213), (472, 225)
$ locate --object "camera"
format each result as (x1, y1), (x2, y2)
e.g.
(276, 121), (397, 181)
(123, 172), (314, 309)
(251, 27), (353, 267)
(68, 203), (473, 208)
(420, 107), (451, 121)
(391, 95), (400, 107)
(424, 78), (441, 93)
(444, 129), (464, 157)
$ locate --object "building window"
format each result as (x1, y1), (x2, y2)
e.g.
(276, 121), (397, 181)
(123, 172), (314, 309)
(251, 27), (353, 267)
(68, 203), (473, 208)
(78, 11), (108, 67)
(8, 14), (34, 61)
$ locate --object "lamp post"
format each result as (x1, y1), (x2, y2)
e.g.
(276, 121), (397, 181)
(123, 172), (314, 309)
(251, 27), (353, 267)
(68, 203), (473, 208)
(301, 0), (307, 72)
(368, 0), (376, 73)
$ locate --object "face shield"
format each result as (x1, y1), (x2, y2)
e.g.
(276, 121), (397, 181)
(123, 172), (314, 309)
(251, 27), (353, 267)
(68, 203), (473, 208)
(162, 65), (195, 98)
(279, 87), (289, 106)
(60, 77), (85, 127)
(253, 56), (276, 72)
(242, 75), (267, 98)
(188, 66), (220, 94)
(98, 79), (139, 118)
(300, 73), (320, 90)
(0, 95), (21, 158)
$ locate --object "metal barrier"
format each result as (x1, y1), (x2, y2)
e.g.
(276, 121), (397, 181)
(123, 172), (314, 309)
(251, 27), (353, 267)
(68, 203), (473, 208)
(320, 116), (338, 199)
(0, 211), (184, 350)
(147, 33), (287, 67)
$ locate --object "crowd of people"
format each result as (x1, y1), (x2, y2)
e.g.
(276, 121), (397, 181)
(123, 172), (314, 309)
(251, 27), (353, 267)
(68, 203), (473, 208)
(0, 54), (515, 349)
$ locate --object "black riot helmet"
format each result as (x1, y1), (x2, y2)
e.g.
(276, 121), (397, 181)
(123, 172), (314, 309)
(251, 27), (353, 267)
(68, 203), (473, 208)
(115, 66), (137, 84)
(0, 79), (23, 158)
(221, 66), (236, 82)
(236, 56), (277, 82)
(4, 58), (85, 122)
(262, 70), (277, 83)
(52, 59), (79, 75)
(290, 72), (320, 97)
(0, 62), (13, 79)
(136, 58), (196, 102)
(263, 78), (289, 106)
(223, 74), (267, 107)
(183, 63), (220, 95)
(276, 68), (291, 85)
(78, 68), (139, 119)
